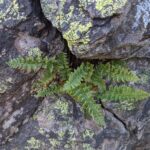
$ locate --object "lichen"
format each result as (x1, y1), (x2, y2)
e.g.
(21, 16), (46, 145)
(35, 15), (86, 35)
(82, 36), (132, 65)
(28, 47), (42, 57)
(41, 0), (92, 52)
(26, 137), (45, 149)
(0, 77), (13, 94)
(38, 128), (45, 135)
(0, 83), (8, 94)
(83, 143), (95, 150)
(58, 130), (65, 138)
(83, 129), (94, 139)
(49, 138), (60, 148)
(63, 22), (92, 47)
(95, 0), (127, 18)
(133, 0), (150, 28)
(54, 100), (69, 115)
(0, 0), (26, 27)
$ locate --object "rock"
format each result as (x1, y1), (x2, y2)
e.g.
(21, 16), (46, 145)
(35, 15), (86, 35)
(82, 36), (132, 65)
(1, 59), (150, 149)
(0, 22), (41, 144)
(1, 70), (150, 150)
(41, 0), (150, 59)
(0, 0), (32, 28)
(0, 0), (64, 144)
(0, 0), (150, 149)
(0, 96), (129, 150)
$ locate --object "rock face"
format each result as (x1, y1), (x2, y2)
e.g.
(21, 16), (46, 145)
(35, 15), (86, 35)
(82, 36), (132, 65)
(1, 65), (150, 149)
(0, 0), (32, 28)
(41, 0), (150, 59)
(0, 0), (150, 150)
(0, 0), (64, 145)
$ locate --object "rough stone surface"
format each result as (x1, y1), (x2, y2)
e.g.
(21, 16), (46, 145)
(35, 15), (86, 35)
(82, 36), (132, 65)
(1, 65), (150, 150)
(0, 0), (64, 145)
(0, 0), (32, 28)
(0, 0), (150, 149)
(0, 96), (129, 150)
(1, 60), (150, 149)
(41, 0), (150, 59)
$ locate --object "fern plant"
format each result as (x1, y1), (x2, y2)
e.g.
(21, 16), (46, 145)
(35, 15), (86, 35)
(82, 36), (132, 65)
(7, 52), (149, 126)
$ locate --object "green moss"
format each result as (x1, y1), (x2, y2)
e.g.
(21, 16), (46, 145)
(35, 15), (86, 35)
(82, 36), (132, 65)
(96, 0), (127, 17)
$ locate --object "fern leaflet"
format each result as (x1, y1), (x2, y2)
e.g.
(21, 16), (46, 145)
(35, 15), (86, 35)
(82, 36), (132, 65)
(100, 86), (149, 102)
(68, 83), (105, 126)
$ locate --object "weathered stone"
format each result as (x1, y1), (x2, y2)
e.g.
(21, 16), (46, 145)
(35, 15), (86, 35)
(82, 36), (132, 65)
(0, 0), (150, 149)
(41, 0), (150, 59)
(0, 0), (64, 144)
(1, 70), (150, 150)
(0, 0), (32, 28)
(0, 96), (128, 150)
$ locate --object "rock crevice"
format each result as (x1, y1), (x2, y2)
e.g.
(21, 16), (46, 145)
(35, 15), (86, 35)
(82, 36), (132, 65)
(0, 0), (150, 149)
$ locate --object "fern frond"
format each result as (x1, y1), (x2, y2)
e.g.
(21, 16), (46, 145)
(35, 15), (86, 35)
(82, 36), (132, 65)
(91, 65), (106, 92)
(68, 84), (105, 126)
(7, 56), (44, 72)
(83, 62), (94, 82)
(38, 63), (55, 86)
(100, 86), (149, 102)
(36, 83), (62, 97)
(55, 53), (71, 80)
(64, 62), (94, 91)
(7, 52), (150, 126)
(97, 62), (139, 83)
(63, 63), (85, 91)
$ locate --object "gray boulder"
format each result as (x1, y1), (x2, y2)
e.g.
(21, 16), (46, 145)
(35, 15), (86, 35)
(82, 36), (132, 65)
(0, 0), (150, 149)
(0, 0), (64, 144)
(41, 0), (150, 59)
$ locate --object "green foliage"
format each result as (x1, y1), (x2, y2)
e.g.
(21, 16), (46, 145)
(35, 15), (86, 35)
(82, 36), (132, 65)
(68, 83), (104, 125)
(35, 83), (62, 98)
(55, 53), (71, 80)
(7, 56), (43, 73)
(93, 62), (139, 83)
(100, 86), (149, 102)
(7, 52), (150, 126)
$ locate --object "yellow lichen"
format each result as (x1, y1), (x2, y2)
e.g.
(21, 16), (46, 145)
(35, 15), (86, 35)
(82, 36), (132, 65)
(63, 22), (92, 47)
(26, 137), (45, 149)
(96, 0), (127, 17)
(0, 83), (7, 94)
(28, 47), (42, 57)
(54, 100), (69, 115)
(0, 0), (26, 24)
